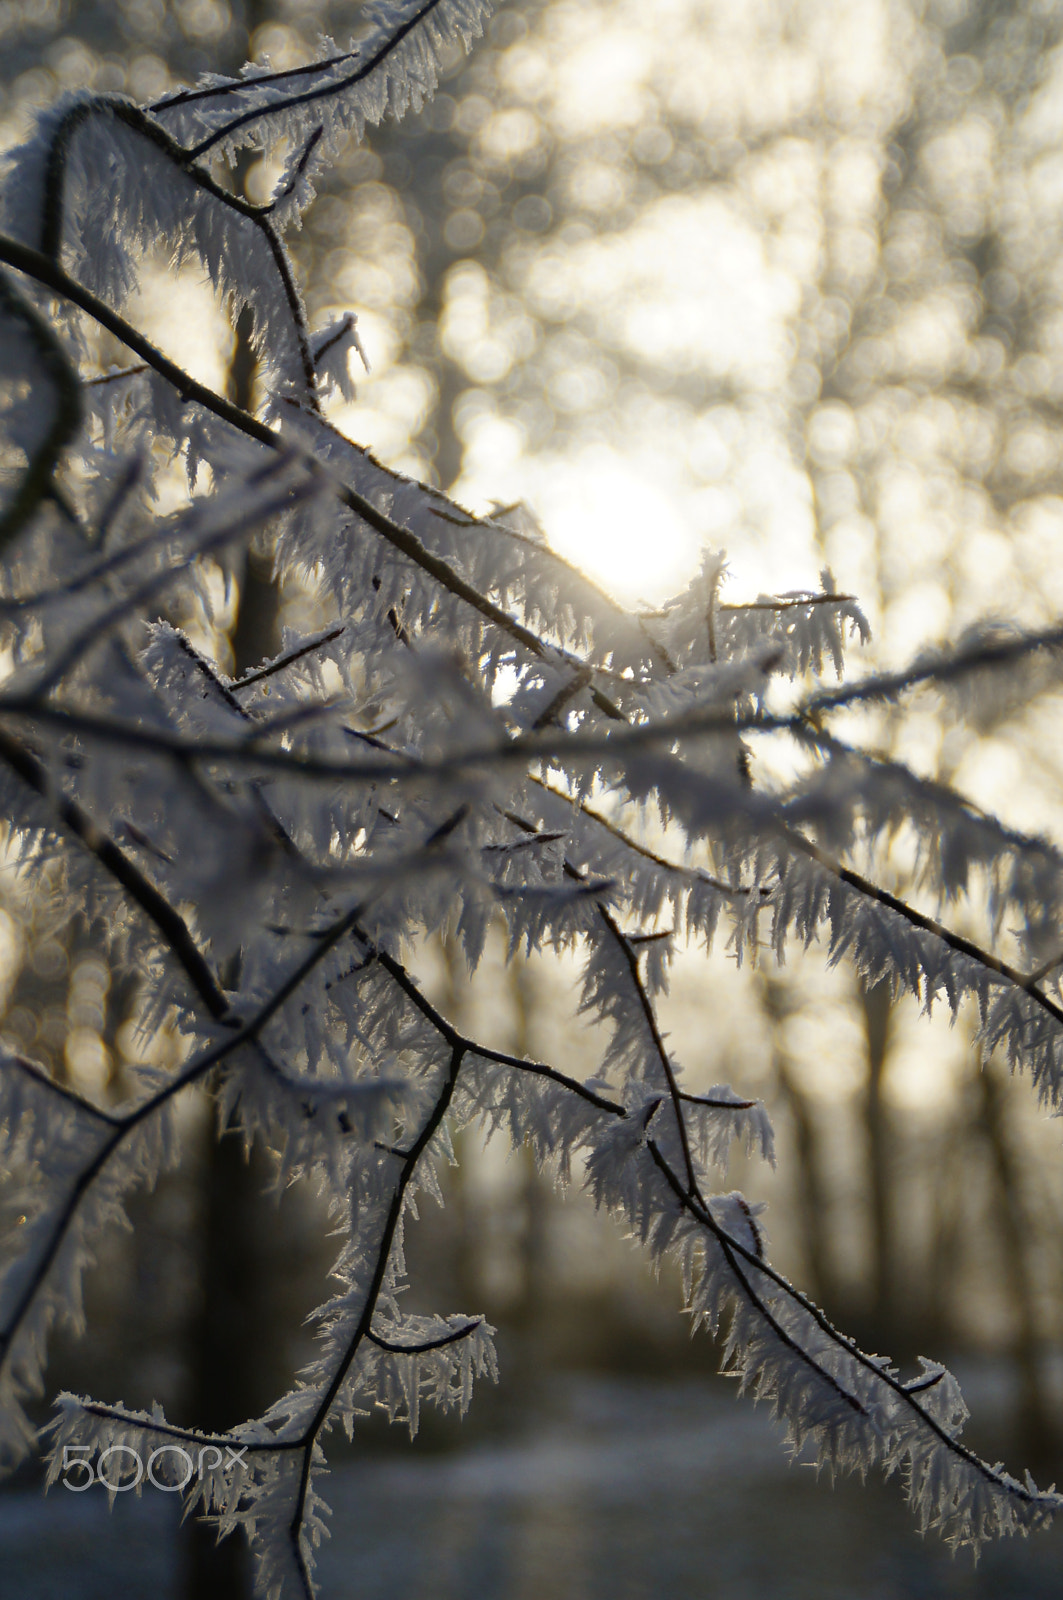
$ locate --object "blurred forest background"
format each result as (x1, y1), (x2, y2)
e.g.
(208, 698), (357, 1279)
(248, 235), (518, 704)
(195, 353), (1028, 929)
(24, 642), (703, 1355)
(5, 0), (1063, 1592)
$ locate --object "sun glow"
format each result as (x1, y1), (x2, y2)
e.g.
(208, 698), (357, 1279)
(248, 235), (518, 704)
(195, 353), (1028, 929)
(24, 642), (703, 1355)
(335, 3), (888, 608)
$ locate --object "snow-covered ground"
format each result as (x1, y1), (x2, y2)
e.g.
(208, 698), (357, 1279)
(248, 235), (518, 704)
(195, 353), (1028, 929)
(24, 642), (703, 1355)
(3, 1375), (1061, 1598)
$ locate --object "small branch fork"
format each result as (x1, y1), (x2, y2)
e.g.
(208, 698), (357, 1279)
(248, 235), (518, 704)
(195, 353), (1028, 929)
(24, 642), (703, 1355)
(38, 97), (319, 400)
(160, 0), (457, 161)
(641, 1135), (1059, 1519)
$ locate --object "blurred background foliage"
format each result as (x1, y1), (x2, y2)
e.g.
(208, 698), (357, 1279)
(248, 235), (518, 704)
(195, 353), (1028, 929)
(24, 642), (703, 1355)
(5, 1), (1063, 1592)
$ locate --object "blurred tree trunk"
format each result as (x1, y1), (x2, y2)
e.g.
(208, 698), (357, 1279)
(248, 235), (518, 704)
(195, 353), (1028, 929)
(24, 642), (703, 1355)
(763, 977), (840, 1313)
(860, 978), (897, 1349)
(509, 960), (550, 1332)
(181, 1129), (272, 1599)
(978, 1057), (1057, 1468)
(922, 1120), (967, 1354)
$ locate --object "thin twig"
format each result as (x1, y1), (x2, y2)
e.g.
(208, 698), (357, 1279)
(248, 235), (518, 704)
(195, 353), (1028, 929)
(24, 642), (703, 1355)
(366, 1318), (484, 1355)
